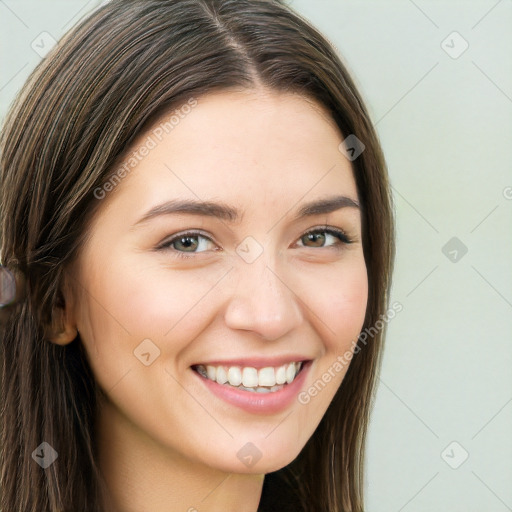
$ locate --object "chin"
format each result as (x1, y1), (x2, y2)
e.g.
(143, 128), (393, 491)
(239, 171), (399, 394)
(203, 435), (306, 475)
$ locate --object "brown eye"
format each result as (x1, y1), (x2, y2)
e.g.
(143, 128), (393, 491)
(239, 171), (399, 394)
(301, 231), (326, 248)
(172, 235), (199, 252)
(297, 228), (353, 249)
(158, 231), (216, 255)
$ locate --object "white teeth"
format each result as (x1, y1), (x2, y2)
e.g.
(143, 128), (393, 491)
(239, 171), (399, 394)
(286, 363), (296, 384)
(242, 367), (259, 387)
(215, 366), (228, 385)
(239, 385), (277, 393)
(275, 365), (287, 385)
(194, 361), (304, 392)
(206, 365), (216, 381)
(228, 367), (242, 386)
(258, 367), (276, 387)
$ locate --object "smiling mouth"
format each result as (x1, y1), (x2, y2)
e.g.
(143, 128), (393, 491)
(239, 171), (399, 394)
(191, 361), (306, 393)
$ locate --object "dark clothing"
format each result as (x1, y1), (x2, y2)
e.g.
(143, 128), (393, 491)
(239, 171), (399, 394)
(258, 471), (305, 512)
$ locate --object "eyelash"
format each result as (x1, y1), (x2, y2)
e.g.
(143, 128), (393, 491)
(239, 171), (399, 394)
(156, 226), (355, 260)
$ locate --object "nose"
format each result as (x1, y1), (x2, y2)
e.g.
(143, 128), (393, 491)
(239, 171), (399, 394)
(223, 256), (304, 341)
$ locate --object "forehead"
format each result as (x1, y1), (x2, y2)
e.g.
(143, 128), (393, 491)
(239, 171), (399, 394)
(92, 88), (359, 226)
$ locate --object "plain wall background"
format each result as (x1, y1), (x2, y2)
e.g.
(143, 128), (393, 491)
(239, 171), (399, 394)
(1, 1), (511, 510)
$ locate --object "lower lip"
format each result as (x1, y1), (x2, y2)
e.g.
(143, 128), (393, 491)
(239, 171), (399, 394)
(192, 361), (311, 415)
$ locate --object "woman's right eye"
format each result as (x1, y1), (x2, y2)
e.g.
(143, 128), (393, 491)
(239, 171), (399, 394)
(157, 231), (217, 258)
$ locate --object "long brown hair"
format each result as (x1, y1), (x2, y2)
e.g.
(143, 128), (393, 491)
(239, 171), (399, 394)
(0, 1), (395, 510)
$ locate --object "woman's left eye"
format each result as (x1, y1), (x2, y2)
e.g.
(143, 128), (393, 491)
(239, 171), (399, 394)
(296, 227), (353, 249)
(157, 227), (353, 259)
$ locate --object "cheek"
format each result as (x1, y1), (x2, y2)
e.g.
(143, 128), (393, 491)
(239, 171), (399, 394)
(75, 259), (223, 369)
(311, 255), (368, 351)
(107, 262), (227, 339)
(293, 260), (367, 435)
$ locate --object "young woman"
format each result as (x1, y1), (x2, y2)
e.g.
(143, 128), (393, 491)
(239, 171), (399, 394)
(0, 1), (395, 510)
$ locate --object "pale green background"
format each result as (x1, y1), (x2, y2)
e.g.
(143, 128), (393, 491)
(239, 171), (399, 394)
(1, 1), (511, 510)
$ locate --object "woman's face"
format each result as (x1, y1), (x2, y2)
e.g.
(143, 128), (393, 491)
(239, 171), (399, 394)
(67, 88), (368, 474)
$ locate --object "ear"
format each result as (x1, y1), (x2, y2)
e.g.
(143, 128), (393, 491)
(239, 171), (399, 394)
(45, 271), (78, 346)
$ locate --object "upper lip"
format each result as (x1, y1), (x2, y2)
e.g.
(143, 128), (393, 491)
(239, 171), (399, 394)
(192, 356), (312, 370)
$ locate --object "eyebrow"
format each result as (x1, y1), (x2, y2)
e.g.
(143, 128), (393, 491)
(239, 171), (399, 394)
(131, 195), (360, 228)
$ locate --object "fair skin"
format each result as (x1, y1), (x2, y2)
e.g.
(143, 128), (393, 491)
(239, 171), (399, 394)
(51, 88), (368, 512)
